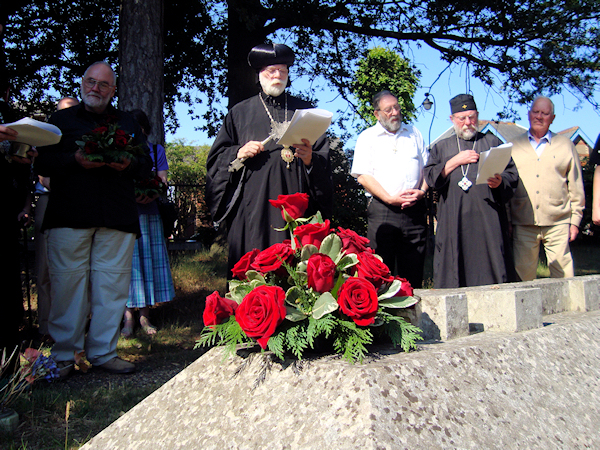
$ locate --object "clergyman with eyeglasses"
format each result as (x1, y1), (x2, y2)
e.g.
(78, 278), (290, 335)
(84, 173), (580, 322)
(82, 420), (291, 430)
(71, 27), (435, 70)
(350, 90), (429, 288)
(35, 61), (152, 378)
(206, 43), (333, 278)
(424, 94), (518, 288)
(508, 96), (585, 281)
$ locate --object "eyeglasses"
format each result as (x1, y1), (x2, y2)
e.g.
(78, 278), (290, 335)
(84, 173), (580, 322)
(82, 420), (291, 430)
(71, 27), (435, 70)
(83, 77), (115, 93)
(376, 105), (401, 115)
(453, 113), (478, 123)
(262, 67), (289, 77)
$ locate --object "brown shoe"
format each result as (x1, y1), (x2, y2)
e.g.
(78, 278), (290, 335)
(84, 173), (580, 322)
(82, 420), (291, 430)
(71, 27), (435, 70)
(96, 357), (136, 374)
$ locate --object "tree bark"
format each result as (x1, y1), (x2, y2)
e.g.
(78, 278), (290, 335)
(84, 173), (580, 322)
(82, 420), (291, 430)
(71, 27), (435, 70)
(226, 0), (267, 109)
(118, 0), (164, 145)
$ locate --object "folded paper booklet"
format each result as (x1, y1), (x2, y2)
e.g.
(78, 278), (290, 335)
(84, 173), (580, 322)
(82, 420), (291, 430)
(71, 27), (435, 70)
(475, 142), (513, 185)
(276, 108), (333, 147)
(2, 117), (62, 147)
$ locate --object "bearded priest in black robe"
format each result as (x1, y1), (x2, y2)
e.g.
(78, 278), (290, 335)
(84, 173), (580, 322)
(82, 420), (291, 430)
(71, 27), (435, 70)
(424, 94), (518, 288)
(206, 43), (333, 276)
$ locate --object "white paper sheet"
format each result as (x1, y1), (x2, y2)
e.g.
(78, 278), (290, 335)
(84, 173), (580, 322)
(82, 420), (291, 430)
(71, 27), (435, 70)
(2, 117), (62, 146)
(276, 108), (333, 147)
(475, 143), (513, 185)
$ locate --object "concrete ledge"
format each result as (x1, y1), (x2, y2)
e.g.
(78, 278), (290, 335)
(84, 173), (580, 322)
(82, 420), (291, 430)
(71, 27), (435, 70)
(568, 275), (600, 312)
(413, 276), (600, 338)
(82, 311), (600, 449)
(412, 290), (469, 341)
(466, 286), (543, 332)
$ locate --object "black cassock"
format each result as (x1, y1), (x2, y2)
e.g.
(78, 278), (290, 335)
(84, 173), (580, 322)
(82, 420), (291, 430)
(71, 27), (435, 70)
(424, 132), (518, 288)
(206, 93), (333, 276)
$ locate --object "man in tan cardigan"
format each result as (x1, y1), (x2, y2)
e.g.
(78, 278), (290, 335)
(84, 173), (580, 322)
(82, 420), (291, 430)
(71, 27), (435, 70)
(509, 96), (585, 281)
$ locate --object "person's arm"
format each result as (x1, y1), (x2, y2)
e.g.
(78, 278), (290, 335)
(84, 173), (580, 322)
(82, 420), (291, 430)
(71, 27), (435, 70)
(357, 174), (395, 205)
(567, 145), (585, 241)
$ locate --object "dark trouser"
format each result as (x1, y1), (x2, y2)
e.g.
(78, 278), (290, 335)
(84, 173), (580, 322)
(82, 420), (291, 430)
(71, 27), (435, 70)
(367, 197), (427, 288)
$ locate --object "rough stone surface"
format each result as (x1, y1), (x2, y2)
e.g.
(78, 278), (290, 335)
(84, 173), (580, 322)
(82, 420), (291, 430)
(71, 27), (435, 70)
(466, 286), (543, 332)
(82, 311), (600, 450)
(413, 290), (469, 341)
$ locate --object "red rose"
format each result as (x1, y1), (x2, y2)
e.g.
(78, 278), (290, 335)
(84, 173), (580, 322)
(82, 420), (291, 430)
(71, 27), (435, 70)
(294, 220), (331, 248)
(250, 242), (295, 277)
(203, 291), (238, 327)
(115, 135), (128, 147)
(306, 253), (336, 293)
(84, 141), (99, 154)
(269, 193), (309, 222)
(356, 251), (394, 290)
(393, 276), (414, 297)
(231, 248), (260, 280)
(236, 285), (286, 349)
(336, 227), (371, 254)
(115, 129), (126, 136)
(92, 126), (108, 134)
(337, 277), (379, 326)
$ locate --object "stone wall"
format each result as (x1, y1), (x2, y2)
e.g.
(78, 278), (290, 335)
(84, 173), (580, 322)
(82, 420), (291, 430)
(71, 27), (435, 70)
(82, 276), (600, 449)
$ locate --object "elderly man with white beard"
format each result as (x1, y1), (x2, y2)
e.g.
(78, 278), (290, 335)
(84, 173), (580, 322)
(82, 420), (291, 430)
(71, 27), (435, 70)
(207, 43), (333, 277)
(424, 94), (519, 288)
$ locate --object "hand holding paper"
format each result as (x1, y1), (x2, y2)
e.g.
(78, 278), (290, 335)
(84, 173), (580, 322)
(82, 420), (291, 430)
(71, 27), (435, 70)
(475, 143), (513, 185)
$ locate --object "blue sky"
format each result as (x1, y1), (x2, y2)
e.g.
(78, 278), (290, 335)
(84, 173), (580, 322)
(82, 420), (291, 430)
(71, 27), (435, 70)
(167, 44), (600, 151)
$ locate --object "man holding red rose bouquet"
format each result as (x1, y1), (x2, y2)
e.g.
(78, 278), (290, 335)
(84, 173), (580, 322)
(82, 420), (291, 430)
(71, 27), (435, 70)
(206, 44), (333, 277)
(36, 62), (152, 376)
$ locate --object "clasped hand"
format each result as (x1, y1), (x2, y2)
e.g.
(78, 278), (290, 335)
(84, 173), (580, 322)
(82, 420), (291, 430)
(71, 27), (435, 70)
(76, 149), (131, 171)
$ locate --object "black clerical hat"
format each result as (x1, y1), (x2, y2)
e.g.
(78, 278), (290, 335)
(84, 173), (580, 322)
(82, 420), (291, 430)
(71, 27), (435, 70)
(450, 94), (477, 114)
(248, 44), (295, 70)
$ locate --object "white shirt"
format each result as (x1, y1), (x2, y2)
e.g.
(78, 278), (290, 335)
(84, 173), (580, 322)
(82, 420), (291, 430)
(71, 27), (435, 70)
(528, 130), (552, 157)
(351, 122), (428, 196)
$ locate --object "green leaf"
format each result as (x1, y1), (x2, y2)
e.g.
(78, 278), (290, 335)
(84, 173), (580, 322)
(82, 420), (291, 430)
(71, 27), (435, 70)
(319, 233), (342, 260)
(285, 286), (304, 306)
(337, 254), (358, 271)
(379, 296), (419, 309)
(246, 270), (266, 284)
(295, 271), (308, 286)
(378, 279), (402, 300)
(300, 244), (319, 261)
(312, 292), (339, 319)
(285, 306), (309, 322)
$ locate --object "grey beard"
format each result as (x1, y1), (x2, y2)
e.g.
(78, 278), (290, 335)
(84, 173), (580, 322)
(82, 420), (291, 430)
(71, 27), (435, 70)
(456, 126), (477, 140)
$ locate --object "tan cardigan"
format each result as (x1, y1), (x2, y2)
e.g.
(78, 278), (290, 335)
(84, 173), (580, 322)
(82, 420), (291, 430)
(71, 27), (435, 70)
(509, 131), (585, 227)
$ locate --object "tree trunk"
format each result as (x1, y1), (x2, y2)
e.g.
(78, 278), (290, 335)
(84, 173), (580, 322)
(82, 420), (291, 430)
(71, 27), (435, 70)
(226, 0), (267, 109)
(118, 0), (164, 145)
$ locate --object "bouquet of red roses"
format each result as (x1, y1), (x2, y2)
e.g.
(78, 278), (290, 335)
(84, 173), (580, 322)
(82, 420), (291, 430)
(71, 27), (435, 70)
(76, 116), (145, 163)
(197, 193), (422, 363)
(134, 173), (167, 198)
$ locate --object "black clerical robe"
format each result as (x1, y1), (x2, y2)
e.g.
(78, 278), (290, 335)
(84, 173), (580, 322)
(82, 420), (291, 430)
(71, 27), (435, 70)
(424, 132), (518, 288)
(206, 93), (333, 275)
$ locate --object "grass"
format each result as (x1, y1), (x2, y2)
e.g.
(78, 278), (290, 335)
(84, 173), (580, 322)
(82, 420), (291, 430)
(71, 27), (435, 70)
(1, 244), (228, 450)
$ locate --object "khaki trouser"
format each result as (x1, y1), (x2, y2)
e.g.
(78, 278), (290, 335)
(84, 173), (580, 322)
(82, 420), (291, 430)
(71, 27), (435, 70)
(47, 227), (135, 365)
(513, 223), (574, 281)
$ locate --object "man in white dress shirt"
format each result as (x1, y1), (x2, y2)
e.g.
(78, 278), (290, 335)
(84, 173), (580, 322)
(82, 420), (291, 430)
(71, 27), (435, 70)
(351, 90), (429, 287)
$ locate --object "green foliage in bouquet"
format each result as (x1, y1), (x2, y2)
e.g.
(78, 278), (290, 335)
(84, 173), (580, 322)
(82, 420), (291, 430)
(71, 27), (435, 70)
(196, 193), (422, 364)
